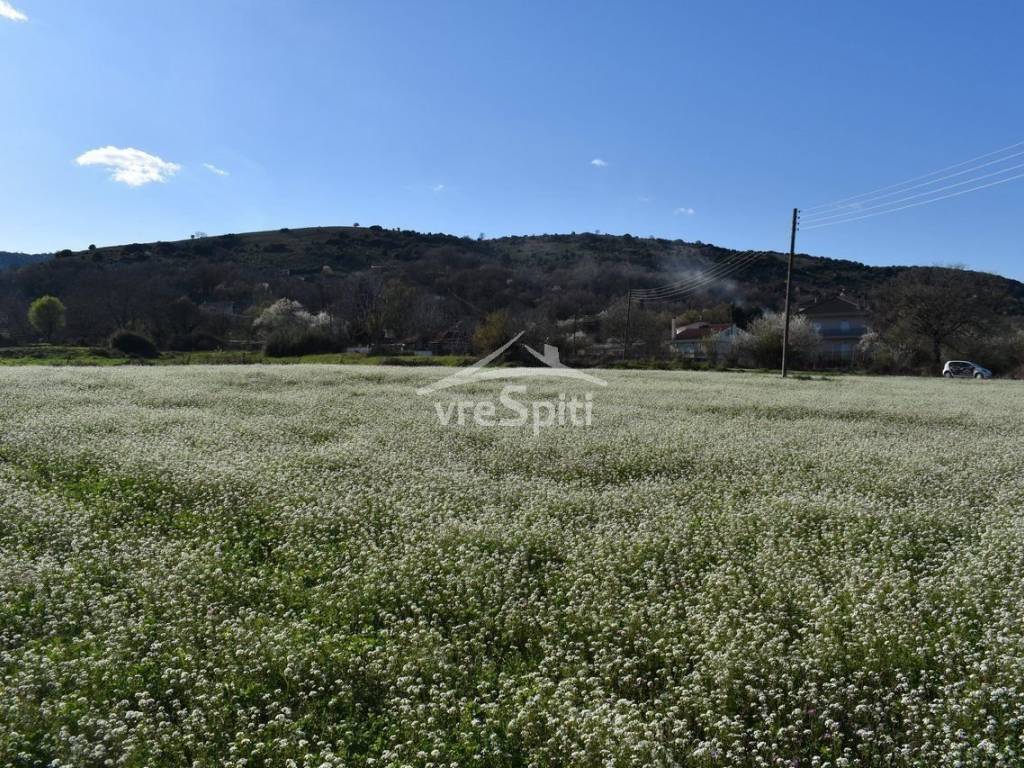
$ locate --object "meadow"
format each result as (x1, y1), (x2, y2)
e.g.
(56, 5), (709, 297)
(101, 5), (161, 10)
(0, 366), (1022, 767)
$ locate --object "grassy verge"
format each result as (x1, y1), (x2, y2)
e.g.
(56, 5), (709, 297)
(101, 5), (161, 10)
(0, 346), (474, 367)
(0, 346), (124, 366)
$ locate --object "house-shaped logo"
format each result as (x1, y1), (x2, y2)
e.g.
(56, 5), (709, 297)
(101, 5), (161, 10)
(416, 332), (607, 396)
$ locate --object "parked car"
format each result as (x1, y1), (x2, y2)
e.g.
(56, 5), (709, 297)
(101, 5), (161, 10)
(942, 360), (992, 379)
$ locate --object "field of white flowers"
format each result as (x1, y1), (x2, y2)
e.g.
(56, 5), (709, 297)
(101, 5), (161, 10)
(1, 366), (1023, 768)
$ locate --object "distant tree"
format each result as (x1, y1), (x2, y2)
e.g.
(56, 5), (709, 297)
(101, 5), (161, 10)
(88, 244), (97, 251)
(959, 328), (1024, 376)
(673, 303), (734, 326)
(732, 303), (764, 330)
(378, 282), (426, 340)
(334, 272), (389, 342)
(253, 298), (331, 336)
(857, 331), (929, 373)
(601, 296), (669, 355)
(27, 295), (66, 342)
(734, 312), (821, 368)
(871, 268), (1007, 372)
(72, 263), (156, 333)
(162, 296), (203, 340)
(472, 311), (512, 354)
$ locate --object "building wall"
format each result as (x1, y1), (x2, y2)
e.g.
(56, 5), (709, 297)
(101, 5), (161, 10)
(803, 308), (869, 365)
(819, 337), (861, 362)
(810, 319), (868, 337)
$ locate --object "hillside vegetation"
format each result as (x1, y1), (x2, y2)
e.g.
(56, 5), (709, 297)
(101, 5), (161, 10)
(53, 226), (1024, 302)
(1, 227), (1022, 366)
(0, 251), (50, 271)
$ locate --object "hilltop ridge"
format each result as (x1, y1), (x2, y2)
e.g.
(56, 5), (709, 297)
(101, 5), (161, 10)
(51, 225), (1024, 309)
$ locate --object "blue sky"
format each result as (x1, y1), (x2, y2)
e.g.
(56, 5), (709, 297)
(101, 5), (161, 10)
(2, 1), (1023, 279)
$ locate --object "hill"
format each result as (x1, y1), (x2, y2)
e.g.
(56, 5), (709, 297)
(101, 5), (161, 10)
(2, 226), (1022, 353)
(52, 226), (1024, 303)
(0, 251), (50, 271)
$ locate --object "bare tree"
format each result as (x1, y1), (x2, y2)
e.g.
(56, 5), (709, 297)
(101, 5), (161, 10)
(872, 268), (1007, 372)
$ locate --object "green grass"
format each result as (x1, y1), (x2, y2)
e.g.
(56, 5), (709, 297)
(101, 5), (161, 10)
(0, 345), (125, 366)
(0, 345), (474, 367)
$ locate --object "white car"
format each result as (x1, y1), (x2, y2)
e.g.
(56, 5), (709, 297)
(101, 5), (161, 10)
(942, 360), (992, 379)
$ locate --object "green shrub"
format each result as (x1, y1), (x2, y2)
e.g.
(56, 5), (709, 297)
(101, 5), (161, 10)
(168, 332), (223, 352)
(110, 330), (159, 358)
(263, 328), (338, 357)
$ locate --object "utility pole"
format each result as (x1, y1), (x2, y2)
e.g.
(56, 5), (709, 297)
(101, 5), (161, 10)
(624, 291), (632, 359)
(781, 207), (799, 378)
(623, 250), (633, 360)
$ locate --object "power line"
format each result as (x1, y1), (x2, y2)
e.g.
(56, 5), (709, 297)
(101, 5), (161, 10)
(631, 249), (764, 296)
(802, 138), (1024, 214)
(801, 160), (1024, 225)
(631, 255), (758, 300)
(800, 148), (1024, 221)
(632, 271), (749, 301)
(632, 252), (764, 301)
(630, 251), (758, 296)
(632, 271), (744, 300)
(802, 170), (1024, 230)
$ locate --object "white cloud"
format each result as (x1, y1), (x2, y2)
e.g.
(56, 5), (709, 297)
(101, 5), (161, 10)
(75, 146), (181, 187)
(0, 1), (28, 21)
(590, 158), (608, 167)
(203, 163), (229, 177)
(673, 207), (696, 216)
(432, 183), (446, 193)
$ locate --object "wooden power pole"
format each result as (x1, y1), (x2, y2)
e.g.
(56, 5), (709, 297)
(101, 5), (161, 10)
(624, 292), (632, 359)
(623, 251), (633, 360)
(781, 207), (799, 378)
